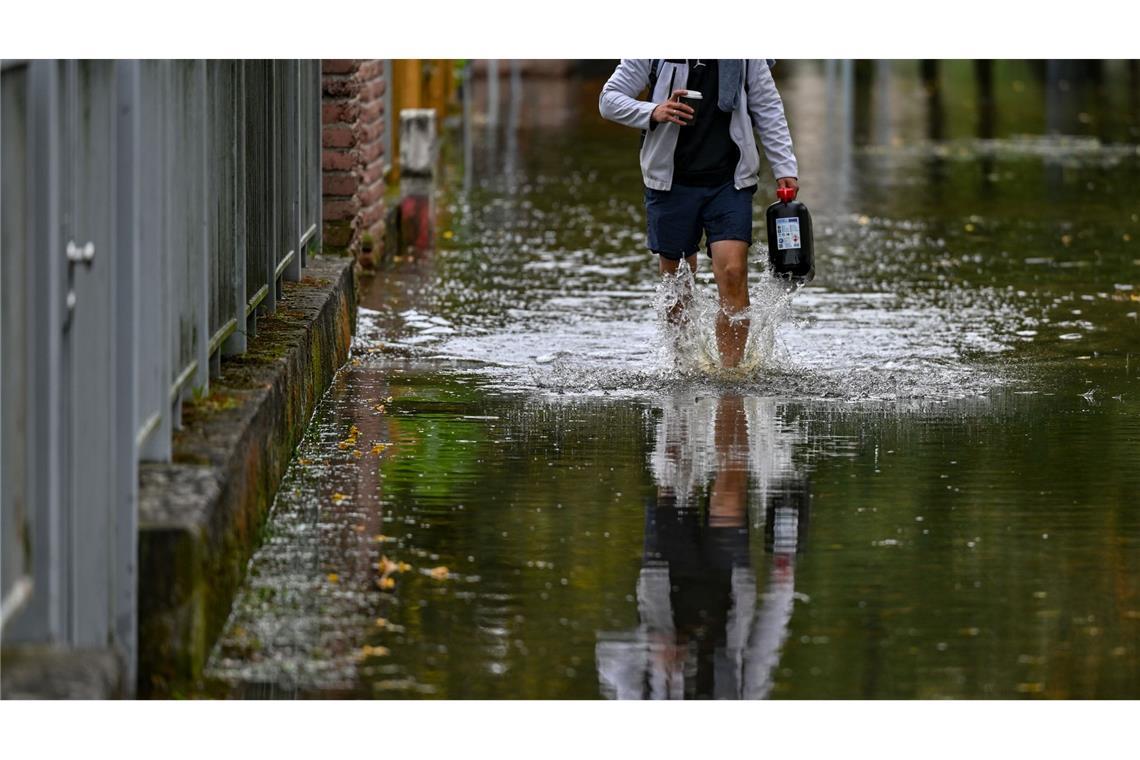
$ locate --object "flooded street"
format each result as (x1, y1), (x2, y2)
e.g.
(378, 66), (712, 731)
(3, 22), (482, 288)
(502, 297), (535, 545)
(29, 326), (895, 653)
(206, 62), (1139, 698)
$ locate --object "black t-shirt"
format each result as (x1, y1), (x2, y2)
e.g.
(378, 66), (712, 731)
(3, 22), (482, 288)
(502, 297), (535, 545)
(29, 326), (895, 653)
(673, 60), (740, 187)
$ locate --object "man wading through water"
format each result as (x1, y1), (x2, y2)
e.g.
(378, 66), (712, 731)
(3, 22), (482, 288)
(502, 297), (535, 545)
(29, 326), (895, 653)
(599, 59), (799, 367)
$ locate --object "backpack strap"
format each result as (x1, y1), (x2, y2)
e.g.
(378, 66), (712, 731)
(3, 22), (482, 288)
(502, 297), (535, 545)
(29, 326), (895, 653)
(648, 58), (660, 98)
(639, 58), (663, 150)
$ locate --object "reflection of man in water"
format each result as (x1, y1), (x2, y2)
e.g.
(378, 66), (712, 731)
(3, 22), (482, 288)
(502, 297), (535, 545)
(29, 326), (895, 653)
(596, 395), (809, 699)
(599, 60), (799, 367)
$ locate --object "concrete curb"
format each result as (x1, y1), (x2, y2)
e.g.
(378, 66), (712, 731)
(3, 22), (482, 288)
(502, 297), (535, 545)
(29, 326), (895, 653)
(137, 257), (356, 697)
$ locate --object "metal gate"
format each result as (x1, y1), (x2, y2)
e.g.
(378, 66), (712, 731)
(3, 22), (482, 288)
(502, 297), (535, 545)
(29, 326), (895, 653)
(1, 59), (323, 694)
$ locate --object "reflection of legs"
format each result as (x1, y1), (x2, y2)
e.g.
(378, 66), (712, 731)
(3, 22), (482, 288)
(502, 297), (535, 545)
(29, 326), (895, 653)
(659, 254), (698, 326)
(709, 395), (748, 528)
(710, 241), (750, 367)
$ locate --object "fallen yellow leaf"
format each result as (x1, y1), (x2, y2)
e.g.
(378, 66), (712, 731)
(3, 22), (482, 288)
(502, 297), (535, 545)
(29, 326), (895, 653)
(352, 449), (363, 459)
(377, 577), (396, 590)
(374, 618), (388, 628)
(428, 566), (449, 580)
(360, 645), (390, 657)
(327, 573), (339, 584)
(332, 492), (349, 504)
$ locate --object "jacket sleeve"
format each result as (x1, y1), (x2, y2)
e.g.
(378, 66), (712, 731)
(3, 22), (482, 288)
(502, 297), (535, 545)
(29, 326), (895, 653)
(746, 60), (799, 180)
(599, 59), (658, 130)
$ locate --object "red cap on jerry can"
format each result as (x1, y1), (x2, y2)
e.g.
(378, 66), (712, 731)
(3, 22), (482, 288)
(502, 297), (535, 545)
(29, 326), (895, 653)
(777, 187), (796, 203)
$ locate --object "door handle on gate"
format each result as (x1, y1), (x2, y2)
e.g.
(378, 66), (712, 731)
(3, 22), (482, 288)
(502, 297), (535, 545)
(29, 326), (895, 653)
(64, 240), (95, 329)
(66, 240), (95, 265)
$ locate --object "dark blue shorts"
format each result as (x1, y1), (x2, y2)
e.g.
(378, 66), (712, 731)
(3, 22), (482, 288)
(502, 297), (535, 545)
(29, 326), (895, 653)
(644, 181), (757, 260)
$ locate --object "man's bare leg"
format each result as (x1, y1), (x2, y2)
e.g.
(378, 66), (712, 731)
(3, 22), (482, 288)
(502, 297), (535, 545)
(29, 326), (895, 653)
(659, 253), (698, 326)
(710, 240), (751, 368)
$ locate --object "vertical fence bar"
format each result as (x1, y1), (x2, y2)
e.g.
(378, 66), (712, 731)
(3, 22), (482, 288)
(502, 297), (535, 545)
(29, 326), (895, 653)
(286, 60), (301, 282)
(264, 60), (278, 314)
(1, 61), (33, 631)
(113, 59), (141, 689)
(224, 60), (248, 356)
(16, 60), (64, 643)
(193, 60), (210, 394)
(138, 61), (173, 461)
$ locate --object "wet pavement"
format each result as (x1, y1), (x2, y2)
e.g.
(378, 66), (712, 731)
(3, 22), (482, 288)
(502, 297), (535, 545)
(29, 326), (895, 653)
(205, 61), (1140, 698)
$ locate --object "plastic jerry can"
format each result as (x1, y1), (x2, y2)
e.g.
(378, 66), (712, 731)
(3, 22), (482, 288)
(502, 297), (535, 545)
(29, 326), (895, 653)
(765, 187), (814, 284)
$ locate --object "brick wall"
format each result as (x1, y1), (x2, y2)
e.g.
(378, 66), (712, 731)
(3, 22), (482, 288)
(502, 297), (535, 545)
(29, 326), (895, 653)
(321, 60), (386, 263)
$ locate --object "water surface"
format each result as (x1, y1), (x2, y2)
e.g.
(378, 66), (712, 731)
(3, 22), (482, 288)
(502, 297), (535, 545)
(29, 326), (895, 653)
(206, 61), (1140, 699)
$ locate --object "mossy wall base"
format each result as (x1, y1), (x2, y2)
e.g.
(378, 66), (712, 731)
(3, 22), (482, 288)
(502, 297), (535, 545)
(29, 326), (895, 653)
(137, 257), (356, 698)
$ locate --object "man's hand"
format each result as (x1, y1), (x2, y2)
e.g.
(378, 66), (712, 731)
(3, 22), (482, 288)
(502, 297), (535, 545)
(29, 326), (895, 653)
(651, 89), (694, 126)
(777, 177), (799, 199)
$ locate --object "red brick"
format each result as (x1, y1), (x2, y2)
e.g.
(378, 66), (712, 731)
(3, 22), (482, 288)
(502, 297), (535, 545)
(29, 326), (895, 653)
(358, 202), (384, 229)
(358, 80), (384, 102)
(357, 141), (382, 164)
(322, 124), (356, 149)
(322, 149), (356, 172)
(361, 158), (386, 184)
(356, 178), (385, 208)
(322, 99), (359, 125)
(356, 60), (383, 80)
(322, 172), (360, 196)
(356, 98), (382, 123)
(354, 119), (383, 144)
(322, 76), (362, 98)
(322, 60), (360, 75)
(323, 198), (359, 221)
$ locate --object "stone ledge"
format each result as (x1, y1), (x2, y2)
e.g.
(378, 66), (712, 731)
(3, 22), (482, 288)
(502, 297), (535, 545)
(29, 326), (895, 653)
(137, 256), (355, 698)
(1, 646), (123, 699)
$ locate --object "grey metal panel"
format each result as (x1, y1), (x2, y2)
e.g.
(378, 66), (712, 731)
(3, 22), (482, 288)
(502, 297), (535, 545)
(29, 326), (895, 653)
(223, 61), (248, 356)
(7, 60), (66, 644)
(66, 59), (117, 646)
(1, 56), (320, 687)
(244, 60), (271, 313)
(137, 60), (172, 461)
(113, 59), (140, 688)
(167, 61), (206, 400)
(1, 62), (32, 626)
(208, 60), (240, 353)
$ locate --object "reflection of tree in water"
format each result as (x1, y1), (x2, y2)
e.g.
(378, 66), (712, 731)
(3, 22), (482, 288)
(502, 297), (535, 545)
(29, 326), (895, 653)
(596, 395), (811, 699)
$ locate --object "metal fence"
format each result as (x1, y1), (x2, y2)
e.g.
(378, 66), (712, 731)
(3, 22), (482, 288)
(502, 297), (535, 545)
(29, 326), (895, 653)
(1, 59), (322, 691)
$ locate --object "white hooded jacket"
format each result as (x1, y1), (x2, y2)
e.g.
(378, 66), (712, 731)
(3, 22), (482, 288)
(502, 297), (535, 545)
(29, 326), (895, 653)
(599, 59), (798, 191)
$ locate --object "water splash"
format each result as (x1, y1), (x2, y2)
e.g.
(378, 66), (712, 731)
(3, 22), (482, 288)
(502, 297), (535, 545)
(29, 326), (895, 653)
(652, 263), (797, 380)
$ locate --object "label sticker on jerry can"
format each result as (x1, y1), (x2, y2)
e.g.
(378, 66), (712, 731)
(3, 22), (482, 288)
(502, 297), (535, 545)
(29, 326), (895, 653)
(775, 217), (801, 250)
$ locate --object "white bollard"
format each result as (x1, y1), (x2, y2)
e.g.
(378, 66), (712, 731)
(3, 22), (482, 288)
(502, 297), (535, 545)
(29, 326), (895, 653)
(399, 108), (437, 178)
